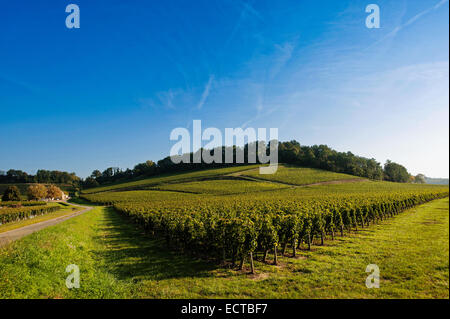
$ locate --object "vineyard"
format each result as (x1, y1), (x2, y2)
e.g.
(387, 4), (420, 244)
(151, 179), (289, 195)
(242, 166), (362, 185)
(0, 202), (60, 225)
(81, 166), (449, 274)
(0, 201), (47, 207)
(81, 165), (260, 194)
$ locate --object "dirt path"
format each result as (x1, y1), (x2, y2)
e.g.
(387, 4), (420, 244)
(0, 202), (93, 248)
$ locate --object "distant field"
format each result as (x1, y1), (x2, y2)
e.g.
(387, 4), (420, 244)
(81, 190), (193, 205)
(81, 165), (260, 194)
(152, 179), (289, 195)
(82, 180), (449, 207)
(82, 179), (450, 204)
(242, 166), (362, 186)
(81, 164), (362, 194)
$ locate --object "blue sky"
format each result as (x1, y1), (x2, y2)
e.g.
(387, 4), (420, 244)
(0, 0), (448, 178)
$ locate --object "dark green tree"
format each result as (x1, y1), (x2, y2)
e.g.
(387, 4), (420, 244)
(90, 170), (102, 179)
(2, 186), (21, 201)
(383, 160), (410, 183)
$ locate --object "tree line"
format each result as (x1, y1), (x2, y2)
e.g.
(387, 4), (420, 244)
(1, 184), (65, 201)
(0, 169), (81, 186)
(82, 140), (421, 188)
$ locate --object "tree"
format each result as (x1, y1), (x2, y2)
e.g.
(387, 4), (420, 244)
(414, 174), (426, 184)
(27, 184), (48, 200)
(83, 177), (99, 188)
(133, 160), (156, 176)
(6, 169), (29, 183)
(383, 160), (410, 183)
(47, 185), (63, 199)
(2, 186), (21, 201)
(90, 170), (102, 179)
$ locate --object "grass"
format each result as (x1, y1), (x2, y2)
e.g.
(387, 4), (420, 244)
(81, 165), (260, 194)
(0, 197), (448, 299)
(243, 165), (362, 186)
(152, 179), (289, 195)
(0, 203), (82, 234)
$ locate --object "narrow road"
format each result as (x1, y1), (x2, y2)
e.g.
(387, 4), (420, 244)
(0, 202), (93, 248)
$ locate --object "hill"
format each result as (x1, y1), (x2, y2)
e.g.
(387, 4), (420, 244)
(81, 164), (365, 194)
(425, 177), (449, 185)
(81, 165), (261, 194)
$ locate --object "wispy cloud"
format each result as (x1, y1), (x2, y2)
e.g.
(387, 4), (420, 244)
(197, 75), (214, 110)
(225, 0), (264, 47)
(138, 89), (180, 110)
(238, 38), (298, 127)
(157, 89), (177, 109)
(367, 0), (448, 49)
(269, 41), (296, 79)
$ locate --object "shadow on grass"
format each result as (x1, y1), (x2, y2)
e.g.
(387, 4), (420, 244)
(93, 207), (217, 281)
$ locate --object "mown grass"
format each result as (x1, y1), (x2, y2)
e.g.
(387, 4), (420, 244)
(243, 165), (361, 186)
(0, 198), (448, 299)
(81, 165), (261, 194)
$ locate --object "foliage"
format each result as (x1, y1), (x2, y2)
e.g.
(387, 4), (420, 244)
(1, 199), (448, 299)
(81, 140), (391, 188)
(0, 203), (59, 224)
(0, 169), (80, 186)
(46, 185), (63, 199)
(384, 160), (410, 183)
(0, 201), (46, 207)
(414, 174), (426, 184)
(1, 186), (21, 201)
(278, 141), (384, 180)
(27, 184), (48, 200)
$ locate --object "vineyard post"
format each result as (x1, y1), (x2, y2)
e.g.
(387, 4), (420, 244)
(239, 254), (245, 270)
(249, 252), (255, 274)
(292, 239), (296, 257)
(297, 239), (302, 250)
(273, 245), (278, 265)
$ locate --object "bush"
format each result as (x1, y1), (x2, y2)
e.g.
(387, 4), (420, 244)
(27, 184), (48, 200)
(47, 185), (63, 199)
(2, 186), (21, 201)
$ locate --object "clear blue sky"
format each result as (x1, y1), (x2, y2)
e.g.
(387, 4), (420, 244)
(0, 0), (448, 178)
